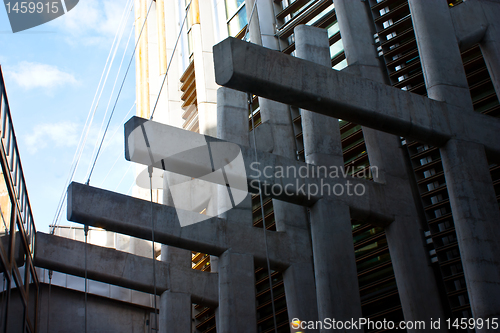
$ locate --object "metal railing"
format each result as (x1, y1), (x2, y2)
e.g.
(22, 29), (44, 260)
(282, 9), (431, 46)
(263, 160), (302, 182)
(0, 66), (36, 259)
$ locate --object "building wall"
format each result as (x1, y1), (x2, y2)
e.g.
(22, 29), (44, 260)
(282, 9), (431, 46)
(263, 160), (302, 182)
(37, 285), (152, 333)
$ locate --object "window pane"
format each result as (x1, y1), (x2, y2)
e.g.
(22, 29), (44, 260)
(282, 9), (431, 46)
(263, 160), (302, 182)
(225, 0), (245, 19)
(227, 5), (247, 37)
(0, 168), (12, 242)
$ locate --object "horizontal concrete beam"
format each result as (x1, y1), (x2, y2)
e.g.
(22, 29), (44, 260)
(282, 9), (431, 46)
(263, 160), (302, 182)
(213, 37), (500, 157)
(124, 116), (392, 222)
(67, 182), (313, 268)
(35, 232), (218, 305)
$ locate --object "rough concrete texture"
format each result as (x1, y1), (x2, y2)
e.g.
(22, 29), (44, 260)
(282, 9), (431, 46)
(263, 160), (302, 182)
(159, 291), (192, 333)
(295, 25), (363, 331)
(217, 251), (257, 333)
(37, 284), (152, 333)
(408, 0), (474, 110)
(67, 182), (313, 268)
(327, 0), (449, 324)
(441, 139), (500, 323)
(212, 37), (500, 157)
(35, 232), (218, 305)
(124, 116), (391, 222)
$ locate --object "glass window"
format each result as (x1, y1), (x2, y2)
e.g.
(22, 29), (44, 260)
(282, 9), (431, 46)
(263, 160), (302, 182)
(225, 0), (245, 19)
(227, 5), (247, 37)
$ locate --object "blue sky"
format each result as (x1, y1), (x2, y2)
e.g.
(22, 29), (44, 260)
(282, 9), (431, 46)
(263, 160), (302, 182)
(0, 0), (137, 232)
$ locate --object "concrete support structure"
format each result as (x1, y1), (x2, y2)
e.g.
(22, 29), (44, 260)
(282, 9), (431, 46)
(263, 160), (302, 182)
(441, 140), (500, 323)
(159, 291), (191, 333)
(218, 251), (256, 333)
(409, 0), (500, 323)
(213, 22), (500, 326)
(408, 0), (474, 110)
(35, 232), (218, 305)
(295, 25), (362, 329)
(213, 38), (500, 157)
(331, 1), (447, 326)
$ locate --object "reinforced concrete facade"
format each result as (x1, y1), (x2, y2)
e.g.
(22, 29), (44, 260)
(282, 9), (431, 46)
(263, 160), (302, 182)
(30, 0), (500, 333)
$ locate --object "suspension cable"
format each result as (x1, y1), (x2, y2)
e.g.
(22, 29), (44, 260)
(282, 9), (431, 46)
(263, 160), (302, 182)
(84, 224), (89, 333)
(249, 93), (278, 333)
(85, 0), (134, 177)
(98, 101), (136, 187)
(47, 270), (53, 333)
(86, 0), (155, 185)
(85, 13), (135, 179)
(51, 0), (135, 233)
(149, 0), (193, 120)
(148, 166), (158, 331)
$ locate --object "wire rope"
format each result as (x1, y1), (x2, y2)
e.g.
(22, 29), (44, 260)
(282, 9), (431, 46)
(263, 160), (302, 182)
(51, 0), (134, 233)
(85, 4), (135, 178)
(86, 0), (155, 184)
(149, 0), (193, 120)
(149, 167), (158, 331)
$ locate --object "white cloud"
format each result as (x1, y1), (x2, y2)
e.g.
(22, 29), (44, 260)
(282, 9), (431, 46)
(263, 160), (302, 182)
(52, 0), (130, 46)
(9, 61), (78, 89)
(25, 121), (80, 154)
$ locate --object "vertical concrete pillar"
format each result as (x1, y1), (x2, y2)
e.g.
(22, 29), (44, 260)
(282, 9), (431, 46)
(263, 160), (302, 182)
(333, 0), (447, 328)
(218, 250), (257, 333)
(410, 0), (500, 323)
(217, 87), (253, 224)
(479, 0), (500, 97)
(244, 1), (318, 326)
(440, 140), (500, 323)
(310, 200), (362, 332)
(408, 0), (474, 110)
(295, 25), (361, 329)
(295, 25), (344, 168)
(159, 291), (191, 333)
(283, 262), (319, 333)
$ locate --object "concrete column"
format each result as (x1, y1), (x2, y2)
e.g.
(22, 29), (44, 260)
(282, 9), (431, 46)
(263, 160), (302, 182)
(440, 139), (500, 324)
(218, 250), (257, 333)
(310, 200), (362, 332)
(295, 25), (344, 168)
(479, 0), (500, 98)
(217, 87), (253, 224)
(244, 2), (317, 325)
(295, 25), (361, 329)
(283, 262), (319, 333)
(333, 0), (447, 328)
(408, 0), (474, 110)
(159, 291), (191, 333)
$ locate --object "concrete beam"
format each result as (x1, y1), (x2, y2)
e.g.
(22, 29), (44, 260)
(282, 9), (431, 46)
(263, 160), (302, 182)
(212, 37), (500, 157)
(67, 182), (312, 268)
(35, 232), (218, 305)
(124, 116), (392, 223)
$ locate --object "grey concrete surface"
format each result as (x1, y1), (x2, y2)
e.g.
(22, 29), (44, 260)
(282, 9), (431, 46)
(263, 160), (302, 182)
(295, 24), (362, 330)
(212, 37), (500, 157)
(37, 284), (151, 333)
(441, 139), (500, 324)
(408, 0), (474, 110)
(67, 182), (313, 268)
(35, 232), (218, 305)
(124, 116), (392, 222)
(159, 291), (191, 333)
(217, 250), (257, 333)
(328, 0), (449, 323)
